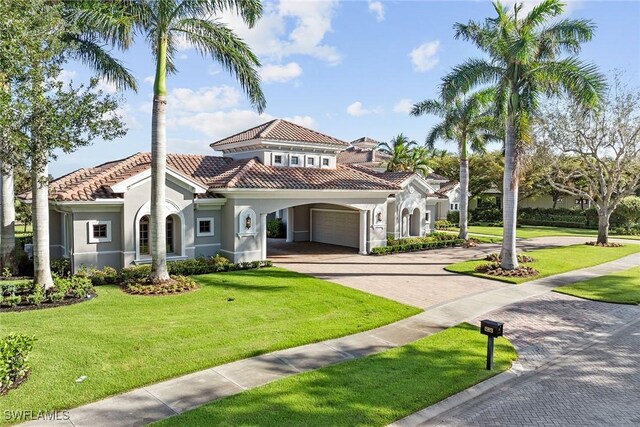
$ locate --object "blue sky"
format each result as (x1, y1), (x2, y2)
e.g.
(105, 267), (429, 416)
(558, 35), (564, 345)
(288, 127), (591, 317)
(53, 0), (640, 177)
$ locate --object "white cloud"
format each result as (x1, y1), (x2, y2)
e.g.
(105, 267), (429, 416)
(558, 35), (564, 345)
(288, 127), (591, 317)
(219, 0), (342, 65)
(346, 101), (381, 117)
(368, 1), (385, 22)
(173, 110), (315, 139)
(143, 75), (155, 85)
(260, 62), (303, 83)
(95, 78), (118, 94)
(56, 69), (77, 85)
(167, 85), (241, 113)
(410, 40), (440, 72)
(393, 98), (413, 114)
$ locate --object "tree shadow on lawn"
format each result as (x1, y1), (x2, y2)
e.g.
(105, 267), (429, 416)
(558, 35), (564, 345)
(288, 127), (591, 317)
(156, 324), (516, 427)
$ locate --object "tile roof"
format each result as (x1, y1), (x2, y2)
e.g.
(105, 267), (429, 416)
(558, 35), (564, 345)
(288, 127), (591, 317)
(337, 146), (391, 165)
(34, 153), (233, 201)
(435, 181), (459, 196)
(208, 158), (400, 191)
(210, 119), (349, 148)
(427, 171), (450, 181)
(36, 152), (401, 202)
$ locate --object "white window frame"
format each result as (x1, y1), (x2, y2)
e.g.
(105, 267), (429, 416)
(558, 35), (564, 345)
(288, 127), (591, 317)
(273, 154), (283, 164)
(322, 158), (330, 167)
(196, 217), (215, 237)
(307, 157), (315, 166)
(450, 203), (459, 211)
(291, 156), (299, 165)
(87, 220), (112, 243)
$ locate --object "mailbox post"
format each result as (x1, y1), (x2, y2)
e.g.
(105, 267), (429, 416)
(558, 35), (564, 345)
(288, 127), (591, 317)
(480, 319), (504, 370)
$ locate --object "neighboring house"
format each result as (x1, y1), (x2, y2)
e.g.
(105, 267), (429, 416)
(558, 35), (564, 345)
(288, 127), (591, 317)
(337, 137), (391, 172)
(30, 119), (459, 272)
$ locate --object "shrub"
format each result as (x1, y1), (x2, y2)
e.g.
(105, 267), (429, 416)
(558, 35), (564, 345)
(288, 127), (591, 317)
(471, 207), (502, 222)
(52, 275), (94, 299)
(25, 287), (44, 306)
(434, 220), (454, 230)
(615, 196), (640, 225)
(123, 275), (199, 296)
(371, 238), (465, 255)
(266, 218), (286, 238)
(88, 266), (119, 286)
(0, 334), (36, 395)
(50, 258), (71, 277)
(447, 210), (460, 224)
(120, 265), (152, 282)
(3, 295), (21, 307)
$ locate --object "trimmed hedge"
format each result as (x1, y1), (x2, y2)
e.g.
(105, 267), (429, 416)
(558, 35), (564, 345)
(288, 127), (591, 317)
(371, 238), (465, 255)
(1, 334), (36, 395)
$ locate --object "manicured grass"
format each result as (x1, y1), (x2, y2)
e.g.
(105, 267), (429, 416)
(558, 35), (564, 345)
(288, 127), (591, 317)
(15, 223), (32, 239)
(154, 324), (516, 427)
(0, 268), (420, 420)
(456, 225), (640, 240)
(445, 244), (640, 284)
(555, 266), (640, 304)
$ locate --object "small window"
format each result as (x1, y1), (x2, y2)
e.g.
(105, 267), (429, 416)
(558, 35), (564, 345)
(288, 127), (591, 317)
(196, 217), (215, 237)
(274, 155), (282, 164)
(322, 158), (329, 166)
(87, 220), (112, 243)
(291, 156), (299, 165)
(425, 211), (431, 222)
(307, 157), (315, 166)
(450, 203), (459, 211)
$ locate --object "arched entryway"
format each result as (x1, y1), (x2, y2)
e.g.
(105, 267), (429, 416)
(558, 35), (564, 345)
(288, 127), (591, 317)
(134, 199), (185, 261)
(410, 207), (421, 236)
(401, 208), (410, 237)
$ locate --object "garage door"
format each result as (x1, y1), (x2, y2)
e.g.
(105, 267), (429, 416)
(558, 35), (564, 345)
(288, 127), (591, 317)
(311, 209), (359, 248)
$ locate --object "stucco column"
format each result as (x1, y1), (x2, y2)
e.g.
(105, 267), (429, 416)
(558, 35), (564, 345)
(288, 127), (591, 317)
(286, 207), (294, 243)
(359, 210), (367, 255)
(260, 213), (267, 260)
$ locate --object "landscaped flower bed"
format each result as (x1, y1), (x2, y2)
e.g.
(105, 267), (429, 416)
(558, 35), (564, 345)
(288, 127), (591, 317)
(484, 253), (535, 263)
(123, 275), (199, 296)
(474, 263), (539, 278)
(0, 276), (95, 312)
(372, 233), (465, 255)
(585, 241), (624, 247)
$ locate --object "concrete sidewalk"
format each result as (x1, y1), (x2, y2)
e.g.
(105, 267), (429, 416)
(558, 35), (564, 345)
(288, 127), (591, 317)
(22, 252), (640, 427)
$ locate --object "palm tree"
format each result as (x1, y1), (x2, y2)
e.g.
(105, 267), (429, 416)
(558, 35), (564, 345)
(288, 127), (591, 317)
(75, 0), (266, 282)
(411, 89), (500, 240)
(441, 0), (605, 269)
(377, 134), (417, 172)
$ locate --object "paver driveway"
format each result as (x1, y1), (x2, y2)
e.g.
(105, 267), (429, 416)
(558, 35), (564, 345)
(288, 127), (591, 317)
(269, 236), (639, 309)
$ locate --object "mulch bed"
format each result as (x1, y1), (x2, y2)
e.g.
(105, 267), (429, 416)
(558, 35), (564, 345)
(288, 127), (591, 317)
(475, 262), (539, 278)
(585, 241), (624, 247)
(484, 253), (535, 263)
(0, 294), (97, 313)
(0, 371), (30, 396)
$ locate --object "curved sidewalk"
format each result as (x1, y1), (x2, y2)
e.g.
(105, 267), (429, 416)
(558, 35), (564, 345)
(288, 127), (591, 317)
(22, 250), (640, 427)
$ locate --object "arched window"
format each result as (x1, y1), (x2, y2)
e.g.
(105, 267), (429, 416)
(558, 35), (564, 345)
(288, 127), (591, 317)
(139, 215), (175, 255)
(140, 215), (150, 255)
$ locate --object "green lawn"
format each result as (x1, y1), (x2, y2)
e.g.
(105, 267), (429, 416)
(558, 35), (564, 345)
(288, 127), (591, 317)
(0, 268), (420, 420)
(555, 266), (640, 304)
(445, 244), (640, 284)
(154, 324), (516, 427)
(455, 225), (640, 240)
(15, 223), (32, 239)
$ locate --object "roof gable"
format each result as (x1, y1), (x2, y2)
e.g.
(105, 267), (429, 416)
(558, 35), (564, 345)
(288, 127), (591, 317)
(210, 119), (348, 148)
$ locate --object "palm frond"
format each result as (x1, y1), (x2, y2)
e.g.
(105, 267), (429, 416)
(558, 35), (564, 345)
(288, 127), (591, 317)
(533, 58), (606, 107)
(410, 99), (446, 117)
(440, 58), (503, 102)
(172, 17), (265, 112)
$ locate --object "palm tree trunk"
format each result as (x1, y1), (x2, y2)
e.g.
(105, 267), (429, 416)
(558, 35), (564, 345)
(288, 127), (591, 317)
(458, 146), (469, 240)
(149, 35), (170, 283)
(596, 206), (610, 245)
(32, 159), (53, 289)
(1, 164), (17, 274)
(500, 114), (519, 270)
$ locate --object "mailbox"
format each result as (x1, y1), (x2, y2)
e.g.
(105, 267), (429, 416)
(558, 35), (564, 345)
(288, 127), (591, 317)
(480, 319), (503, 338)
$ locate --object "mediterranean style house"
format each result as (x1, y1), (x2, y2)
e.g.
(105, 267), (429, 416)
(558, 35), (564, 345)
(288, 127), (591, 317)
(36, 119), (460, 271)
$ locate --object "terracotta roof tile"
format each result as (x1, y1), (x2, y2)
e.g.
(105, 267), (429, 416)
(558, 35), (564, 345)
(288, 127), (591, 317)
(210, 119), (348, 148)
(337, 146), (391, 165)
(35, 153), (232, 202)
(209, 158), (400, 191)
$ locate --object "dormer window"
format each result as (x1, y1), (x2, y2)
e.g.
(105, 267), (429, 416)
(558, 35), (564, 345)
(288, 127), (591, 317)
(307, 157), (315, 166)
(274, 155), (283, 164)
(322, 158), (329, 166)
(291, 156), (299, 165)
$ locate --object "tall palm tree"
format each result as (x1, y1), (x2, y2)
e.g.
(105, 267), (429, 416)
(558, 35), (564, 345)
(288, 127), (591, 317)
(411, 88), (500, 240)
(76, 0), (266, 282)
(377, 134), (417, 172)
(441, 0), (605, 269)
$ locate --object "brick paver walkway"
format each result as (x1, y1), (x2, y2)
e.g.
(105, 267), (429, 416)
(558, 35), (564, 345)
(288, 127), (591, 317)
(416, 293), (640, 426)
